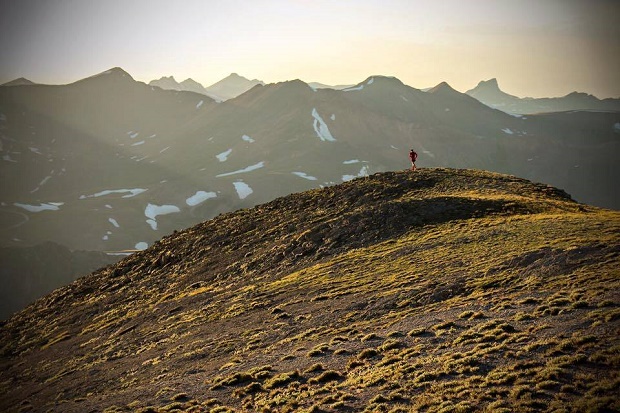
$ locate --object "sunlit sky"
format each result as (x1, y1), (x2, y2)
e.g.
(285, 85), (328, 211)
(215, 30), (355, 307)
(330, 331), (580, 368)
(1, 0), (619, 98)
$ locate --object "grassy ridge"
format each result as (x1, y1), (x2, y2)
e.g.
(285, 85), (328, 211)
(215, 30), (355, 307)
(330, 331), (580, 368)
(0, 168), (618, 412)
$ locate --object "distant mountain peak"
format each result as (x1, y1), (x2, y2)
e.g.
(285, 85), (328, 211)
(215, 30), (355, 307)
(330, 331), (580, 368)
(565, 91), (595, 99)
(340, 76), (403, 92)
(1, 77), (36, 87)
(427, 81), (459, 94)
(366, 75), (404, 85)
(477, 78), (500, 90)
(103, 67), (133, 79)
(465, 78), (520, 103)
(180, 78), (202, 86)
(205, 74), (265, 100)
(465, 77), (620, 113)
(77, 67), (135, 84)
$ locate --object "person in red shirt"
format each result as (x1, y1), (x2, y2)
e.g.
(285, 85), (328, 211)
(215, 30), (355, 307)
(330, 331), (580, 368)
(409, 149), (418, 171)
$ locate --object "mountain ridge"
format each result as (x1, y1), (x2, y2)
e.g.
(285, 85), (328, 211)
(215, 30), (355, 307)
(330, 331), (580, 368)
(1, 168), (618, 412)
(466, 78), (620, 113)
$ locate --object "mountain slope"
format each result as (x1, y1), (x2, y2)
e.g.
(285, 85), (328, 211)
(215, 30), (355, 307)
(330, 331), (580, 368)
(1, 168), (618, 412)
(0, 241), (118, 320)
(466, 78), (620, 114)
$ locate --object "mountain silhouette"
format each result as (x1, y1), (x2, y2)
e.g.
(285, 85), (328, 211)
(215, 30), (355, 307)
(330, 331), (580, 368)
(1, 77), (37, 87)
(0, 168), (618, 412)
(149, 76), (222, 102)
(203, 73), (265, 101)
(466, 78), (620, 113)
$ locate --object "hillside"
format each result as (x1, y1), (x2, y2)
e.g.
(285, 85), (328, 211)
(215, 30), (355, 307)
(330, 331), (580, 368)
(1, 168), (619, 412)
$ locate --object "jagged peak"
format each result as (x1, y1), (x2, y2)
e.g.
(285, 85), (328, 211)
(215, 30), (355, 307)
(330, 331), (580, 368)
(149, 75), (178, 83)
(564, 91), (596, 99)
(279, 79), (309, 86)
(477, 78), (500, 89)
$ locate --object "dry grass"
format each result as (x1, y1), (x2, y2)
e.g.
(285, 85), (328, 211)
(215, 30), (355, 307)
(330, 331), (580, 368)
(1, 169), (618, 412)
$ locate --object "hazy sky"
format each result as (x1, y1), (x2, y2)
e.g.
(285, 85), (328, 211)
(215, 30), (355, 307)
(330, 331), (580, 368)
(1, 0), (619, 98)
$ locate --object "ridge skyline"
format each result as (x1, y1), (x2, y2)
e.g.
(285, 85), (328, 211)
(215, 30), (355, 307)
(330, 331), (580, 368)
(4, 66), (619, 102)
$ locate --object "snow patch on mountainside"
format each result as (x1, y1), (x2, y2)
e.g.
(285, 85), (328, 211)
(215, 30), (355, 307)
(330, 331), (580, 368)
(145, 203), (180, 220)
(216, 149), (232, 162)
(196, 100), (204, 109)
(342, 165), (370, 182)
(312, 109), (336, 142)
(108, 218), (120, 228)
(80, 188), (147, 199)
(144, 203), (181, 230)
(343, 84), (364, 92)
(146, 219), (157, 230)
(31, 175), (52, 193)
(135, 242), (148, 250)
(343, 77), (373, 92)
(233, 181), (253, 199)
(216, 161), (265, 177)
(186, 191), (217, 206)
(242, 134), (255, 143)
(14, 202), (64, 212)
(292, 172), (317, 181)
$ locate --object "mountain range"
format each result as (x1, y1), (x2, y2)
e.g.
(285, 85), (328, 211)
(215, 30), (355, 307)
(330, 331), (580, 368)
(466, 78), (620, 114)
(1, 67), (619, 318)
(149, 73), (264, 102)
(1, 168), (618, 412)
